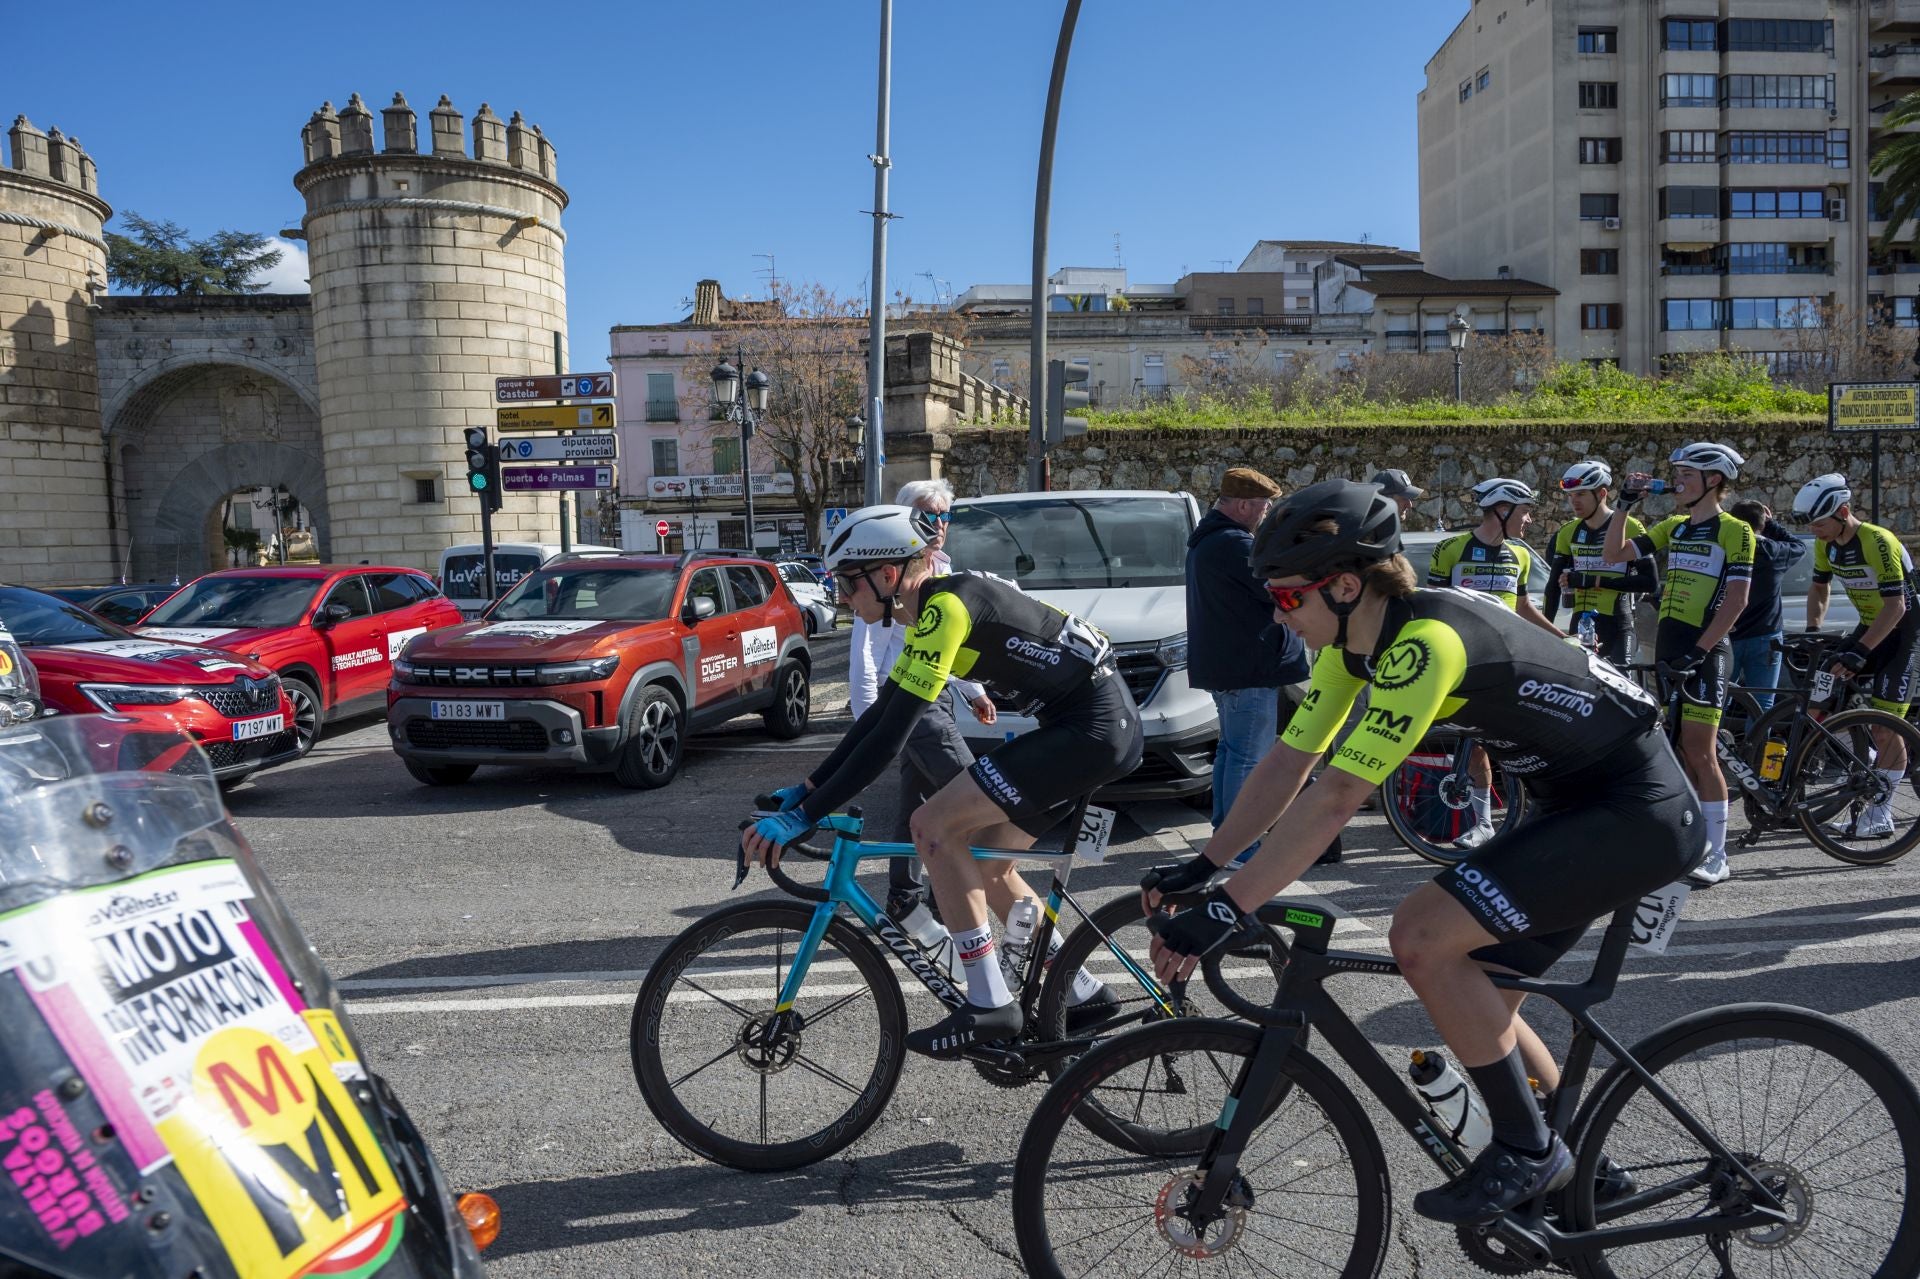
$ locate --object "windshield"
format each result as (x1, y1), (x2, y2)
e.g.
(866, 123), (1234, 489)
(0, 586), (130, 646)
(948, 496), (1192, 590)
(143, 576), (319, 629)
(492, 566), (674, 622)
(443, 551), (544, 599)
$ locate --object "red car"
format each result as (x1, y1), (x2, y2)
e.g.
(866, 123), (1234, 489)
(0, 584), (299, 785)
(137, 565), (463, 757)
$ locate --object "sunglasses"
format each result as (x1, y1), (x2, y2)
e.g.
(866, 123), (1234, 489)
(1265, 574), (1343, 613)
(923, 511), (952, 524)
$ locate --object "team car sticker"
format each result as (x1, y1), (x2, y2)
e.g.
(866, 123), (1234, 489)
(700, 651), (739, 684)
(329, 648), (383, 672)
(138, 627), (239, 645)
(385, 626), (428, 661)
(467, 619), (602, 640)
(741, 626), (778, 666)
(62, 638), (250, 673)
(301, 1008), (368, 1083)
(0, 1089), (134, 1258)
(0, 648), (11, 679)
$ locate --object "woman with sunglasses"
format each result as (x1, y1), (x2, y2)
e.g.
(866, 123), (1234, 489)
(1144, 478), (1703, 1226)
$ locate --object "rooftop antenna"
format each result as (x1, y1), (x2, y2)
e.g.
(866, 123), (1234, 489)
(753, 252), (779, 298)
(1211, 258), (1233, 272)
(915, 270), (952, 305)
(1113, 231), (1123, 269)
(1359, 231), (1373, 244)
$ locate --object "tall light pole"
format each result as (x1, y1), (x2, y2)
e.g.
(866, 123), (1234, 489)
(710, 354), (770, 552)
(1447, 314), (1471, 404)
(1029, 0), (1085, 491)
(865, 0), (894, 507)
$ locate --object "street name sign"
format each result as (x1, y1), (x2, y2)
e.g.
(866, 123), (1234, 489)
(495, 373), (615, 401)
(1829, 382), (1920, 432)
(496, 404), (614, 431)
(498, 433), (617, 462)
(502, 465), (614, 492)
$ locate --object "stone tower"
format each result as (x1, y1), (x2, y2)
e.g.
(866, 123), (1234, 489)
(0, 115), (113, 585)
(294, 92), (568, 566)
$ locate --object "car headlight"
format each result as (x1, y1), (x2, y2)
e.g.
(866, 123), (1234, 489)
(393, 657), (418, 680)
(81, 684), (193, 712)
(533, 656), (620, 685)
(1156, 634), (1189, 669)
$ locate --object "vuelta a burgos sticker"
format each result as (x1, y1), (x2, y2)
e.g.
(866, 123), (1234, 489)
(0, 1089), (134, 1255)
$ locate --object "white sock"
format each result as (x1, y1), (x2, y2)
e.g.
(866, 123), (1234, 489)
(1873, 769), (1906, 817)
(1703, 800), (1729, 863)
(953, 922), (1013, 1010)
(1044, 931), (1107, 1005)
(1471, 786), (1493, 827)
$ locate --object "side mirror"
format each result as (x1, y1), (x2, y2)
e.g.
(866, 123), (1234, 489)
(315, 602), (353, 628)
(682, 595), (717, 624)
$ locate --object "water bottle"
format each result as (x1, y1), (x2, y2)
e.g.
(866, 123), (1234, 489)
(1576, 612), (1599, 653)
(898, 900), (957, 981)
(1409, 1049), (1492, 1149)
(1643, 479), (1669, 495)
(1000, 897), (1041, 989)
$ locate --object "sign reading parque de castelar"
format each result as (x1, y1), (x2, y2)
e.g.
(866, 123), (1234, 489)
(496, 403), (614, 431)
(1829, 381), (1920, 433)
(494, 373), (614, 401)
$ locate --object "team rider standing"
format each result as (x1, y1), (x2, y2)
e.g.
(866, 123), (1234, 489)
(742, 505), (1141, 1057)
(1543, 460), (1656, 666)
(1602, 442), (1753, 886)
(1145, 479), (1703, 1223)
(1796, 473), (1917, 839)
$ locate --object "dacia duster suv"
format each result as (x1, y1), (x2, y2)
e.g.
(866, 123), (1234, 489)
(386, 551), (812, 788)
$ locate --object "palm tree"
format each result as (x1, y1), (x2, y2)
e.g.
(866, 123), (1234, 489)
(1871, 91), (1920, 251)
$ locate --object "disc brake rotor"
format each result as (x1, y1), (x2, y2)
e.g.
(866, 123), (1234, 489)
(1154, 1173), (1249, 1259)
(735, 1012), (802, 1075)
(1736, 1161), (1813, 1250)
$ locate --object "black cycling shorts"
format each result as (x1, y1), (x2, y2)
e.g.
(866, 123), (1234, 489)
(1435, 730), (1706, 976)
(1657, 636), (1731, 728)
(1852, 622), (1920, 714)
(1590, 612), (1636, 668)
(968, 671), (1144, 837)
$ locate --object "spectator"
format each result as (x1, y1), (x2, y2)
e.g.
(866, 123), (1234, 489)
(1728, 500), (1806, 711)
(1369, 469), (1426, 519)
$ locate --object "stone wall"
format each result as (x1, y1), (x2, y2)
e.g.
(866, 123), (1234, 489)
(938, 420), (1920, 534)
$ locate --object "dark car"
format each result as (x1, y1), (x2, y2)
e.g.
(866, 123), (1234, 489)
(45, 582), (184, 627)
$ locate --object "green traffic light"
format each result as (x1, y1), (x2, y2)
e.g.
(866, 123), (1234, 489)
(469, 474), (489, 491)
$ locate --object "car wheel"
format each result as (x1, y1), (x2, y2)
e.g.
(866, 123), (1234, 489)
(615, 685), (684, 788)
(762, 661), (811, 741)
(803, 609), (817, 637)
(404, 760), (477, 787)
(283, 676), (321, 758)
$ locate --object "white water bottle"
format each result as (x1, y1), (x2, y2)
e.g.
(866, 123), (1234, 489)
(1000, 897), (1041, 989)
(1576, 612), (1598, 653)
(1409, 1049), (1492, 1149)
(899, 901), (957, 981)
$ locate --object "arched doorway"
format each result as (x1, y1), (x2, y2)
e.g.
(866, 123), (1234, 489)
(201, 486), (319, 571)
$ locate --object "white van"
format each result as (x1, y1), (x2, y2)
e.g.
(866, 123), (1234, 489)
(437, 542), (619, 619)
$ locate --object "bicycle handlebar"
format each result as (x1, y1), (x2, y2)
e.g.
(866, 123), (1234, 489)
(738, 809), (833, 903)
(1146, 906), (1304, 1030)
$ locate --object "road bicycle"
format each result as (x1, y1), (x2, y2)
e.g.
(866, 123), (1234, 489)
(1013, 896), (1920, 1277)
(1379, 731), (1528, 865)
(629, 793), (1286, 1171)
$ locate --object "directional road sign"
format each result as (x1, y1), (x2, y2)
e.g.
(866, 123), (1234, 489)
(495, 373), (615, 402)
(496, 403), (614, 431)
(498, 433), (618, 462)
(502, 465), (614, 492)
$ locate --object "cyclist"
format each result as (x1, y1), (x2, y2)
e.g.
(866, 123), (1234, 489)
(1795, 473), (1916, 839)
(1542, 460), (1656, 666)
(1426, 477), (1561, 847)
(741, 505), (1140, 1057)
(1603, 442), (1753, 886)
(1144, 478), (1703, 1225)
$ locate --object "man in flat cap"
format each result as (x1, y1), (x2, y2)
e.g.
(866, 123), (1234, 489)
(1370, 468), (1426, 518)
(1186, 468), (1335, 865)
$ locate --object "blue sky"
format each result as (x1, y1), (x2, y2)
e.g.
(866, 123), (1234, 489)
(10, 1), (1466, 363)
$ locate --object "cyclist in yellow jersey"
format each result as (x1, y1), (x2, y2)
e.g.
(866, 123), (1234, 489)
(1795, 473), (1916, 839)
(1542, 460), (1656, 666)
(1603, 441), (1753, 886)
(1425, 477), (1563, 847)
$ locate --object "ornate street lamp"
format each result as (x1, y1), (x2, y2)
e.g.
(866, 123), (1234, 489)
(710, 353), (770, 551)
(1447, 314), (1471, 404)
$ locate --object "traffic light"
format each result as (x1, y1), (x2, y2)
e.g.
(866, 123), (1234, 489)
(463, 426), (502, 512)
(1045, 358), (1090, 447)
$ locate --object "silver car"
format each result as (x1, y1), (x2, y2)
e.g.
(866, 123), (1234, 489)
(774, 560), (837, 637)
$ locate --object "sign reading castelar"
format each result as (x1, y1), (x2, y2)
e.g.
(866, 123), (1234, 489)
(1829, 381), (1920, 433)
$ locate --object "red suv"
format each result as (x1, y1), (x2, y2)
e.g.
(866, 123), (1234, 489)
(138, 565), (463, 757)
(387, 551), (811, 788)
(0, 584), (299, 786)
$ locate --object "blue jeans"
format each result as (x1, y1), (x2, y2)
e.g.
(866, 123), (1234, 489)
(1730, 632), (1783, 711)
(1210, 688), (1279, 864)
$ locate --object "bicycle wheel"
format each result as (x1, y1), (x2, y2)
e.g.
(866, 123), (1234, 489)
(1380, 735), (1527, 866)
(1564, 1005), (1920, 1279)
(1034, 893), (1289, 1154)
(1012, 1020), (1390, 1279)
(630, 900), (907, 1171)
(1791, 708), (1920, 865)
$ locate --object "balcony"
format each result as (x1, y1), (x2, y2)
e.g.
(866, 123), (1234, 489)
(1871, 44), (1920, 84)
(1871, 0), (1920, 31)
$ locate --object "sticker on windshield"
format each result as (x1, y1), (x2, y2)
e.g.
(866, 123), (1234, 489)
(386, 626), (427, 660)
(741, 626), (777, 666)
(469, 619), (603, 640)
(138, 627), (238, 644)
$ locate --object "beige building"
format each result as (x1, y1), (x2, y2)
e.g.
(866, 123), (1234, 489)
(1421, 0), (1919, 374)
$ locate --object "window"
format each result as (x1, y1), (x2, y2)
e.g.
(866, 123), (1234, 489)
(1477, 67), (1491, 92)
(1664, 18), (1716, 51)
(684, 568), (724, 616)
(1662, 246), (1717, 275)
(1662, 131), (1716, 164)
(723, 565), (768, 610)
(1580, 137), (1622, 164)
(1720, 75), (1832, 110)
(1726, 188), (1825, 219)
(1664, 299), (1720, 331)
(1245, 297), (1264, 315)
(1894, 298), (1920, 329)
(1579, 82), (1618, 109)
(1581, 249), (1619, 275)
(411, 477), (438, 504)
(1142, 353), (1166, 388)
(1658, 186), (1718, 219)
(1828, 129), (1850, 169)
(1722, 19), (1831, 54)
(366, 572), (427, 613)
(712, 435), (741, 474)
(1661, 74), (1718, 108)
(1460, 79), (1473, 103)
(645, 372), (678, 422)
(1580, 193), (1620, 221)
(1871, 182), (1889, 220)
(1216, 297), (1235, 315)
(322, 576), (374, 620)
(1581, 303), (1622, 330)
(1722, 131), (1828, 164)
(1723, 242), (1795, 274)
(1726, 297), (1820, 330)
(1578, 27), (1616, 54)
(651, 437), (679, 476)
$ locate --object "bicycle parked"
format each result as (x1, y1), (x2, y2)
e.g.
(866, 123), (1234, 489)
(1380, 730), (1528, 864)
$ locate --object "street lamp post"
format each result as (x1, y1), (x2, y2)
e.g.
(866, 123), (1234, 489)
(1447, 314), (1471, 404)
(710, 352), (771, 553)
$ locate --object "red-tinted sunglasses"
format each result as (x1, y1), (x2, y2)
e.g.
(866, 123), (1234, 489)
(1265, 574), (1342, 613)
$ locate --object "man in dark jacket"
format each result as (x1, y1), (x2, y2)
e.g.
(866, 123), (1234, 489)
(1186, 467), (1321, 864)
(1728, 501), (1807, 711)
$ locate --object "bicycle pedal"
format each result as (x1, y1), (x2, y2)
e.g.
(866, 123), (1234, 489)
(1478, 1217), (1552, 1267)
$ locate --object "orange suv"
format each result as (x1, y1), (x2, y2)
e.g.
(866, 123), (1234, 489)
(386, 551), (812, 788)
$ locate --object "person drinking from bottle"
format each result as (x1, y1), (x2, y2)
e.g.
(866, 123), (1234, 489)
(1542, 460), (1656, 666)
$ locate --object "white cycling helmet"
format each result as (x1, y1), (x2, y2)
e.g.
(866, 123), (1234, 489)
(822, 504), (934, 573)
(1472, 477), (1537, 509)
(1791, 473), (1852, 524)
(1669, 441), (1744, 480)
(1559, 460), (1612, 493)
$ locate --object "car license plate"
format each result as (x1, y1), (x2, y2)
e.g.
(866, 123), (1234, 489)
(233, 714), (285, 741)
(430, 700), (505, 722)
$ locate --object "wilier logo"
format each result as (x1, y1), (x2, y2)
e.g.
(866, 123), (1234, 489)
(1372, 637), (1431, 690)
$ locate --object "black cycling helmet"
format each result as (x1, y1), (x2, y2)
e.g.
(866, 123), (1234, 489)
(1251, 479), (1402, 580)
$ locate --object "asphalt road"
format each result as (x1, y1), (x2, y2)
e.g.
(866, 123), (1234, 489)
(218, 625), (1920, 1277)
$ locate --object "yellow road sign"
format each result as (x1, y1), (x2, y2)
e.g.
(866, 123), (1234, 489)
(495, 403), (615, 431)
(1829, 382), (1920, 432)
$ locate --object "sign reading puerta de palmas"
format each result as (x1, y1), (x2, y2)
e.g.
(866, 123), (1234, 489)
(491, 373), (617, 491)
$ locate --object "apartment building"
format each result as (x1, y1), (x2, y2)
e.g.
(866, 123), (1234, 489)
(1420, 0), (1919, 374)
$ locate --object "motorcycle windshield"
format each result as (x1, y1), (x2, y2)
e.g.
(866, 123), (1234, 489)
(0, 716), (433, 1279)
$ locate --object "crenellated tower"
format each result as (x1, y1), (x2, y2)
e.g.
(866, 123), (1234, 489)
(294, 91), (569, 565)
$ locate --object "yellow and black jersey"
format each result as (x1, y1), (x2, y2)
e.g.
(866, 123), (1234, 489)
(1426, 534), (1534, 610)
(1550, 515), (1650, 618)
(1814, 522), (1918, 629)
(1282, 589), (1658, 789)
(1631, 513), (1754, 647)
(889, 572), (1111, 717)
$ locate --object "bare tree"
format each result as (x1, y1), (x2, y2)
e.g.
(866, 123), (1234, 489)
(1775, 300), (1915, 388)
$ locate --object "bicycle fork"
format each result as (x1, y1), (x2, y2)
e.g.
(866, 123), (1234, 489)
(1183, 1014), (1309, 1226)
